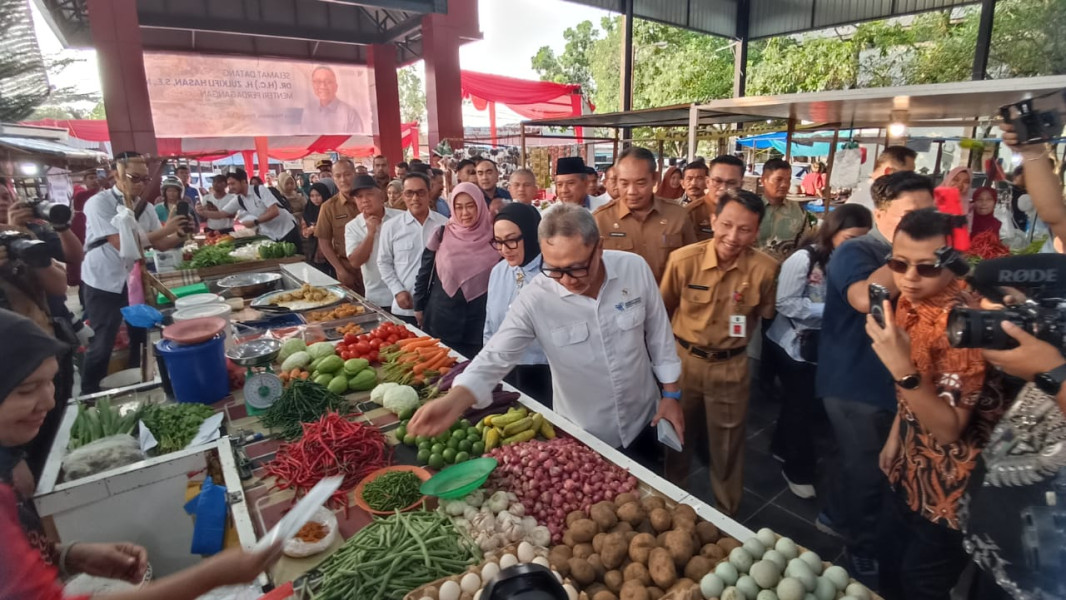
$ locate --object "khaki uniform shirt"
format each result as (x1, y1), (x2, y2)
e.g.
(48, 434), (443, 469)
(660, 240), (779, 350)
(758, 197), (814, 259)
(593, 197), (697, 282)
(315, 193), (360, 266)
(684, 196), (715, 242)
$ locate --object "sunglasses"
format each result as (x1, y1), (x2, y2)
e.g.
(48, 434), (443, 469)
(125, 174), (150, 184)
(490, 235), (523, 250)
(885, 256), (944, 278)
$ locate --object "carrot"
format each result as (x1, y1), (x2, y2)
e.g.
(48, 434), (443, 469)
(298, 371), (310, 380)
(290, 368), (302, 379)
(398, 337), (439, 350)
(398, 352), (420, 364)
(423, 351), (452, 372)
(438, 366), (451, 375)
(416, 346), (446, 359)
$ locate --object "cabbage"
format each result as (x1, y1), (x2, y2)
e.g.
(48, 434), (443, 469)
(278, 338), (307, 362)
(382, 385), (420, 415)
(307, 342), (336, 360)
(280, 351), (311, 372)
(370, 382), (398, 405)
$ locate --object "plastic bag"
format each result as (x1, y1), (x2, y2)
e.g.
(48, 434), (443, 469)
(62, 434), (147, 481)
(282, 506), (338, 558)
(111, 205), (143, 261)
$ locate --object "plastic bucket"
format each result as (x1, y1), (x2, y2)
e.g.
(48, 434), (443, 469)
(155, 334), (229, 404)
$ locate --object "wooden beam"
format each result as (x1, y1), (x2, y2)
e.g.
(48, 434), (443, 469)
(821, 127), (841, 214)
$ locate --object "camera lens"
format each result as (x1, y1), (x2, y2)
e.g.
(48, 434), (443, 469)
(8, 238), (52, 269)
(947, 307), (1020, 350)
(33, 201), (71, 225)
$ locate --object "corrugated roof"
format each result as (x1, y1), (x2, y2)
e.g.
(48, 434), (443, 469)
(565, 0), (978, 39)
(0, 136), (108, 160)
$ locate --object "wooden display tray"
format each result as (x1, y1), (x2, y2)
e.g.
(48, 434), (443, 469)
(193, 255), (304, 279)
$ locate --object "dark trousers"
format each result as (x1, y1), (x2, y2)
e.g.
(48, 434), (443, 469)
(880, 495), (969, 600)
(767, 341), (819, 484)
(82, 284), (144, 394)
(622, 424), (663, 474)
(505, 363), (553, 410)
(824, 396), (895, 557)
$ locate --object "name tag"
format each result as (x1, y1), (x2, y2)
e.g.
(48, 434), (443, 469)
(336, 213), (349, 220)
(615, 297), (642, 311)
(700, 227), (714, 234)
(609, 232), (627, 237)
(729, 315), (747, 338)
(687, 284), (710, 291)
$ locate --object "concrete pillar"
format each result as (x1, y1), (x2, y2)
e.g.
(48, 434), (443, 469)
(369, 44), (404, 167)
(86, 0), (157, 156)
(422, 0), (479, 150)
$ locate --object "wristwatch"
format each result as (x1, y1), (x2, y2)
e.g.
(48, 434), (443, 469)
(662, 390), (682, 400)
(895, 373), (921, 390)
(1035, 364), (1066, 395)
(253, 219), (259, 226)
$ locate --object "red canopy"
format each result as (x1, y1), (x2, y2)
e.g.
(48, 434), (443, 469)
(460, 70), (592, 145)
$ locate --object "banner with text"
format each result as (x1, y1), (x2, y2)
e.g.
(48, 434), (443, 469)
(143, 53), (372, 138)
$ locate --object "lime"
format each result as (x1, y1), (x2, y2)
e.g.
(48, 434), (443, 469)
(415, 435), (429, 445)
(418, 440), (431, 451)
(458, 439), (472, 452)
(455, 451), (470, 463)
(398, 408), (415, 420)
(434, 433), (450, 444)
(459, 419), (472, 429)
(428, 453), (444, 469)
(417, 449), (431, 464)
(442, 448), (457, 464)
(471, 441), (485, 455)
(403, 433), (416, 446)
(467, 429), (481, 441)
(447, 437), (460, 450)
(451, 429), (466, 441)
(430, 443), (445, 455)
(395, 425), (407, 441)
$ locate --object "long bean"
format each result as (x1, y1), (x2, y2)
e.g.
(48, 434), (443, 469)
(360, 471), (422, 512)
(309, 510), (480, 600)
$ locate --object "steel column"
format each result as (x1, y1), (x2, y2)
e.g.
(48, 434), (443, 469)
(972, 0), (997, 81)
(620, 0), (634, 145)
(733, 0), (750, 98)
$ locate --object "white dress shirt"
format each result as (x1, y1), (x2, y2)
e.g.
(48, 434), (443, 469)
(344, 207), (404, 308)
(201, 192), (235, 231)
(377, 210), (448, 316)
(82, 188), (162, 293)
(454, 250), (682, 448)
(222, 189), (297, 241)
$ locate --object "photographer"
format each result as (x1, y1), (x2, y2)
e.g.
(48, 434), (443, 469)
(1000, 121), (1066, 247)
(957, 301), (1066, 599)
(81, 152), (188, 395)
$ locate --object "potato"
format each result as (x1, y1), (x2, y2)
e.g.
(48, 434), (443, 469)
(616, 502), (647, 527)
(648, 548), (678, 589)
(604, 570), (624, 593)
(629, 533), (657, 564)
(669, 578), (697, 593)
(591, 502), (619, 530)
(567, 510), (587, 526)
(563, 531), (577, 548)
(550, 547), (573, 576)
(571, 519), (600, 543)
(551, 545), (574, 562)
(684, 555), (714, 581)
(586, 584), (607, 598)
(641, 495), (666, 512)
(647, 587), (665, 600)
(649, 508), (672, 532)
(569, 557), (596, 586)
(609, 521), (633, 535)
(574, 543), (594, 560)
(636, 520), (656, 535)
(664, 529), (696, 568)
(699, 543), (725, 561)
(614, 492), (639, 508)
(625, 531), (639, 544)
(601, 532), (629, 570)
(717, 537), (742, 554)
(656, 532), (668, 547)
(587, 554), (606, 579)
(619, 581), (650, 600)
(593, 533), (607, 554)
(674, 504), (698, 526)
(695, 521), (720, 545)
(623, 562), (651, 586)
(592, 592), (618, 600)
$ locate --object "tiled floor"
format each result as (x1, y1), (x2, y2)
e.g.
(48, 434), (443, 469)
(678, 362), (848, 563)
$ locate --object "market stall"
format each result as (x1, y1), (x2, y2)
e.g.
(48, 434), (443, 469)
(35, 259), (879, 600)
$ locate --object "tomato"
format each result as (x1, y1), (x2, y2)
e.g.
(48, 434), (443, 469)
(340, 351), (350, 360)
(369, 338), (382, 350)
(353, 342), (370, 354)
(343, 333), (358, 344)
(387, 335), (399, 344)
(369, 350), (379, 362)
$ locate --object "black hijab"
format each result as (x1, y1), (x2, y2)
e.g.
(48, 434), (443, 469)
(493, 203), (542, 267)
(0, 310), (68, 480)
(304, 182), (332, 225)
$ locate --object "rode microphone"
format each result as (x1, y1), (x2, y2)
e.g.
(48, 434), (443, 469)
(969, 253), (1066, 302)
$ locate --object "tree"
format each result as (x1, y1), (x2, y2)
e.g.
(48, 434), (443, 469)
(531, 20), (599, 94)
(0, 0), (50, 122)
(398, 65), (426, 124)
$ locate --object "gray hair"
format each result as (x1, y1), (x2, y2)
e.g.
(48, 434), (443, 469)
(334, 158), (356, 171)
(510, 168), (536, 183)
(538, 203), (600, 246)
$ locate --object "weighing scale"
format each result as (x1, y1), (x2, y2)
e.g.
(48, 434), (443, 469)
(226, 339), (284, 416)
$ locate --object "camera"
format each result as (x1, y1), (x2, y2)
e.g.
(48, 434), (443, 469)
(0, 230), (53, 269)
(1001, 92), (1066, 145)
(26, 197), (72, 225)
(947, 254), (1066, 351)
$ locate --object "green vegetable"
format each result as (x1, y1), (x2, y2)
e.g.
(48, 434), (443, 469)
(307, 341), (336, 360)
(68, 399), (141, 449)
(278, 339), (307, 362)
(317, 355), (344, 374)
(360, 470), (423, 512)
(309, 356), (327, 372)
(258, 241), (298, 260)
(348, 369), (378, 391)
(280, 350), (311, 372)
(310, 510), (480, 600)
(140, 403), (216, 454)
(260, 379), (349, 439)
(381, 384), (419, 415)
(181, 245), (238, 270)
(314, 373), (334, 387)
(343, 358), (370, 375)
(327, 375), (349, 395)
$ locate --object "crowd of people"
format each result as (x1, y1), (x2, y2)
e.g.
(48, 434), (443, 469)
(1, 120), (1064, 600)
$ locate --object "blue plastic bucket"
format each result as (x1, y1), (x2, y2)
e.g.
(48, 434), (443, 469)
(155, 334), (229, 404)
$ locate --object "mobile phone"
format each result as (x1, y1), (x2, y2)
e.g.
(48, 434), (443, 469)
(869, 283), (891, 328)
(175, 200), (191, 217)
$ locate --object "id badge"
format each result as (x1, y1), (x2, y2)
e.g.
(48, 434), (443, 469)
(729, 315), (747, 338)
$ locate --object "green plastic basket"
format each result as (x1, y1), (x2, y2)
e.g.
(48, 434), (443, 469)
(419, 457), (498, 499)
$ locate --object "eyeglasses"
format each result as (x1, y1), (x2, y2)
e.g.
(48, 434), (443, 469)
(490, 235), (523, 250)
(541, 242), (599, 280)
(403, 189), (428, 199)
(886, 256), (943, 278)
(125, 174), (149, 184)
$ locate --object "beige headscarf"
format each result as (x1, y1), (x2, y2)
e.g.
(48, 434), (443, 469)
(277, 172), (306, 216)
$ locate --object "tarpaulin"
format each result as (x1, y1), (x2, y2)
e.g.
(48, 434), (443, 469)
(460, 71), (593, 144)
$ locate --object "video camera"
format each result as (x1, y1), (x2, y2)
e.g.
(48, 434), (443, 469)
(1000, 91), (1066, 145)
(25, 197), (71, 225)
(948, 254), (1066, 351)
(0, 229), (52, 269)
